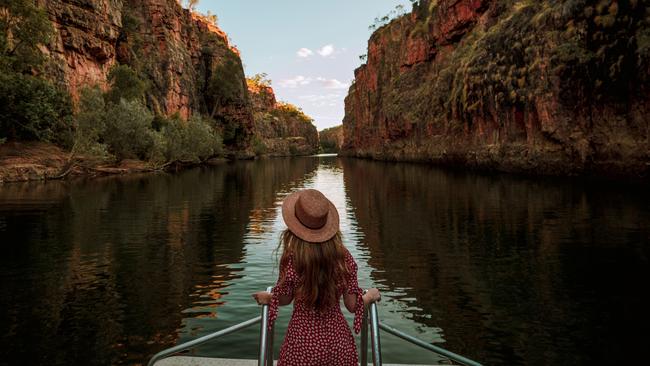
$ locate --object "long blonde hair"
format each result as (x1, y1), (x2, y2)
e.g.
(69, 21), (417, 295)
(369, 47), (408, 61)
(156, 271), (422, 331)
(277, 229), (350, 311)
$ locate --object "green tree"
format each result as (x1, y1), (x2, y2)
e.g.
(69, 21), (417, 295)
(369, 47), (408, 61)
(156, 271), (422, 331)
(0, 72), (72, 142)
(0, 0), (72, 144)
(72, 86), (109, 158)
(0, 0), (53, 73)
(103, 99), (154, 160)
(72, 85), (224, 163)
(206, 53), (245, 118)
(251, 136), (266, 155)
(159, 116), (221, 162)
(104, 64), (147, 104)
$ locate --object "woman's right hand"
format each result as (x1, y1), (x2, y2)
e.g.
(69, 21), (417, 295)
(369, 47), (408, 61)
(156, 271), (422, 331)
(363, 288), (381, 305)
(252, 291), (272, 305)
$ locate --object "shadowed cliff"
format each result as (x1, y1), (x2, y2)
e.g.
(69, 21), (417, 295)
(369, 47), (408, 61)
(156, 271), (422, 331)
(247, 76), (319, 156)
(343, 0), (650, 177)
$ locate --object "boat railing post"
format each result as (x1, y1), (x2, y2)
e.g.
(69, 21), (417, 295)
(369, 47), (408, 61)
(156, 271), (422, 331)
(266, 286), (274, 366)
(369, 302), (382, 366)
(258, 286), (273, 366)
(266, 313), (274, 366)
(360, 305), (368, 366)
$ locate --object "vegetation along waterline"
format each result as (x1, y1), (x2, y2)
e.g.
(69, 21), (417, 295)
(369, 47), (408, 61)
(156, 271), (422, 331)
(0, 0), (320, 184)
(2, 0), (648, 181)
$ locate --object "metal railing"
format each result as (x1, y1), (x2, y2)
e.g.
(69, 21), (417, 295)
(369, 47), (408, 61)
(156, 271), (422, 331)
(360, 301), (484, 366)
(258, 285), (274, 366)
(148, 287), (483, 366)
(147, 286), (274, 366)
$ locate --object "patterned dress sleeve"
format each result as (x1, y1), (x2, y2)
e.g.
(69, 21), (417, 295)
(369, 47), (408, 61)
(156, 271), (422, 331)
(268, 255), (295, 330)
(345, 251), (364, 334)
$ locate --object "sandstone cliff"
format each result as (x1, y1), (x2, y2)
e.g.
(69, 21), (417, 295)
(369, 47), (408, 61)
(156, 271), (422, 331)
(343, 0), (650, 177)
(42, 0), (253, 149)
(248, 79), (319, 156)
(319, 125), (344, 153)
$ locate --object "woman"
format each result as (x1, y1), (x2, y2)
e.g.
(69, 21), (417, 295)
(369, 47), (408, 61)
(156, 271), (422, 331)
(252, 189), (381, 365)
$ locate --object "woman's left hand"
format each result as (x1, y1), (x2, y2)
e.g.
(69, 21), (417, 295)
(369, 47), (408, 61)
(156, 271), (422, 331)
(252, 291), (272, 305)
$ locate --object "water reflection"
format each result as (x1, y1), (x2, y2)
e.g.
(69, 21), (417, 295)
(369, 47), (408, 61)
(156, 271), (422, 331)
(1, 156), (649, 365)
(0, 158), (318, 366)
(341, 158), (650, 365)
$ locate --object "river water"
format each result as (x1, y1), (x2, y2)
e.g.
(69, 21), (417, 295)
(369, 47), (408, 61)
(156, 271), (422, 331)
(0, 155), (648, 365)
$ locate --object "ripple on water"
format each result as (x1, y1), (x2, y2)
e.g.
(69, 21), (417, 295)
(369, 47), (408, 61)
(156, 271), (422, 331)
(1, 156), (649, 365)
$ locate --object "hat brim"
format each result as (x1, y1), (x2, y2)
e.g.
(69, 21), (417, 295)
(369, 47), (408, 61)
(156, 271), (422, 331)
(281, 190), (339, 243)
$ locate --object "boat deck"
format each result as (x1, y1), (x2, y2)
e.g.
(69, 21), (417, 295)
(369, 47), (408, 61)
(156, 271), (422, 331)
(155, 356), (437, 366)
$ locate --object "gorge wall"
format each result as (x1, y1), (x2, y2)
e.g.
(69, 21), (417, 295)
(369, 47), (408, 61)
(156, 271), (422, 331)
(41, 0), (253, 149)
(248, 80), (319, 156)
(343, 0), (650, 177)
(319, 125), (344, 153)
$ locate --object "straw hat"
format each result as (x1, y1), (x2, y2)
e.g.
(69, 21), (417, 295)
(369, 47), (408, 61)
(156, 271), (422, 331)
(281, 189), (339, 243)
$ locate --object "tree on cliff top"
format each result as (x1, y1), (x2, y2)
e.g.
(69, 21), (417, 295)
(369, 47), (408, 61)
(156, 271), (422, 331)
(272, 102), (313, 124)
(204, 10), (218, 25)
(185, 0), (199, 11)
(246, 73), (272, 100)
(248, 73), (271, 87)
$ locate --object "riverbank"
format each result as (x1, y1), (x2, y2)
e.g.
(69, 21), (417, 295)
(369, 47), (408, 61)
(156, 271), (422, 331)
(340, 141), (650, 180)
(0, 142), (235, 184)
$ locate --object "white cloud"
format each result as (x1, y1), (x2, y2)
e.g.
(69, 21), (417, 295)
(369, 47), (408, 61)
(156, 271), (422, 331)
(317, 44), (335, 57)
(296, 48), (314, 58)
(298, 94), (343, 107)
(316, 77), (349, 89)
(298, 94), (341, 102)
(278, 75), (312, 88)
(278, 76), (349, 90)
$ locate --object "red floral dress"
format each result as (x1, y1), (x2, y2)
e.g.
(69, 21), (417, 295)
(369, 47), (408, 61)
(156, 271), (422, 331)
(268, 251), (364, 366)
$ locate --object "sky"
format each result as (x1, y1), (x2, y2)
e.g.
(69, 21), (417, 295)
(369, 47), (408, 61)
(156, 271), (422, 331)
(195, 0), (413, 131)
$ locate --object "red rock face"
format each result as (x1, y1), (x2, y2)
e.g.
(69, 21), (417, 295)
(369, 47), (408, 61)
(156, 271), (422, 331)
(431, 0), (488, 45)
(248, 83), (319, 156)
(43, 0), (253, 148)
(402, 35), (435, 70)
(247, 83), (276, 113)
(343, 0), (650, 177)
(319, 125), (344, 152)
(43, 0), (123, 98)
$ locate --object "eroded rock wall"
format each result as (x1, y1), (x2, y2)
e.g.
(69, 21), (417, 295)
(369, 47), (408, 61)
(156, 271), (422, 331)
(42, 0), (253, 149)
(248, 82), (319, 156)
(319, 125), (344, 153)
(343, 0), (650, 177)
(43, 0), (123, 97)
